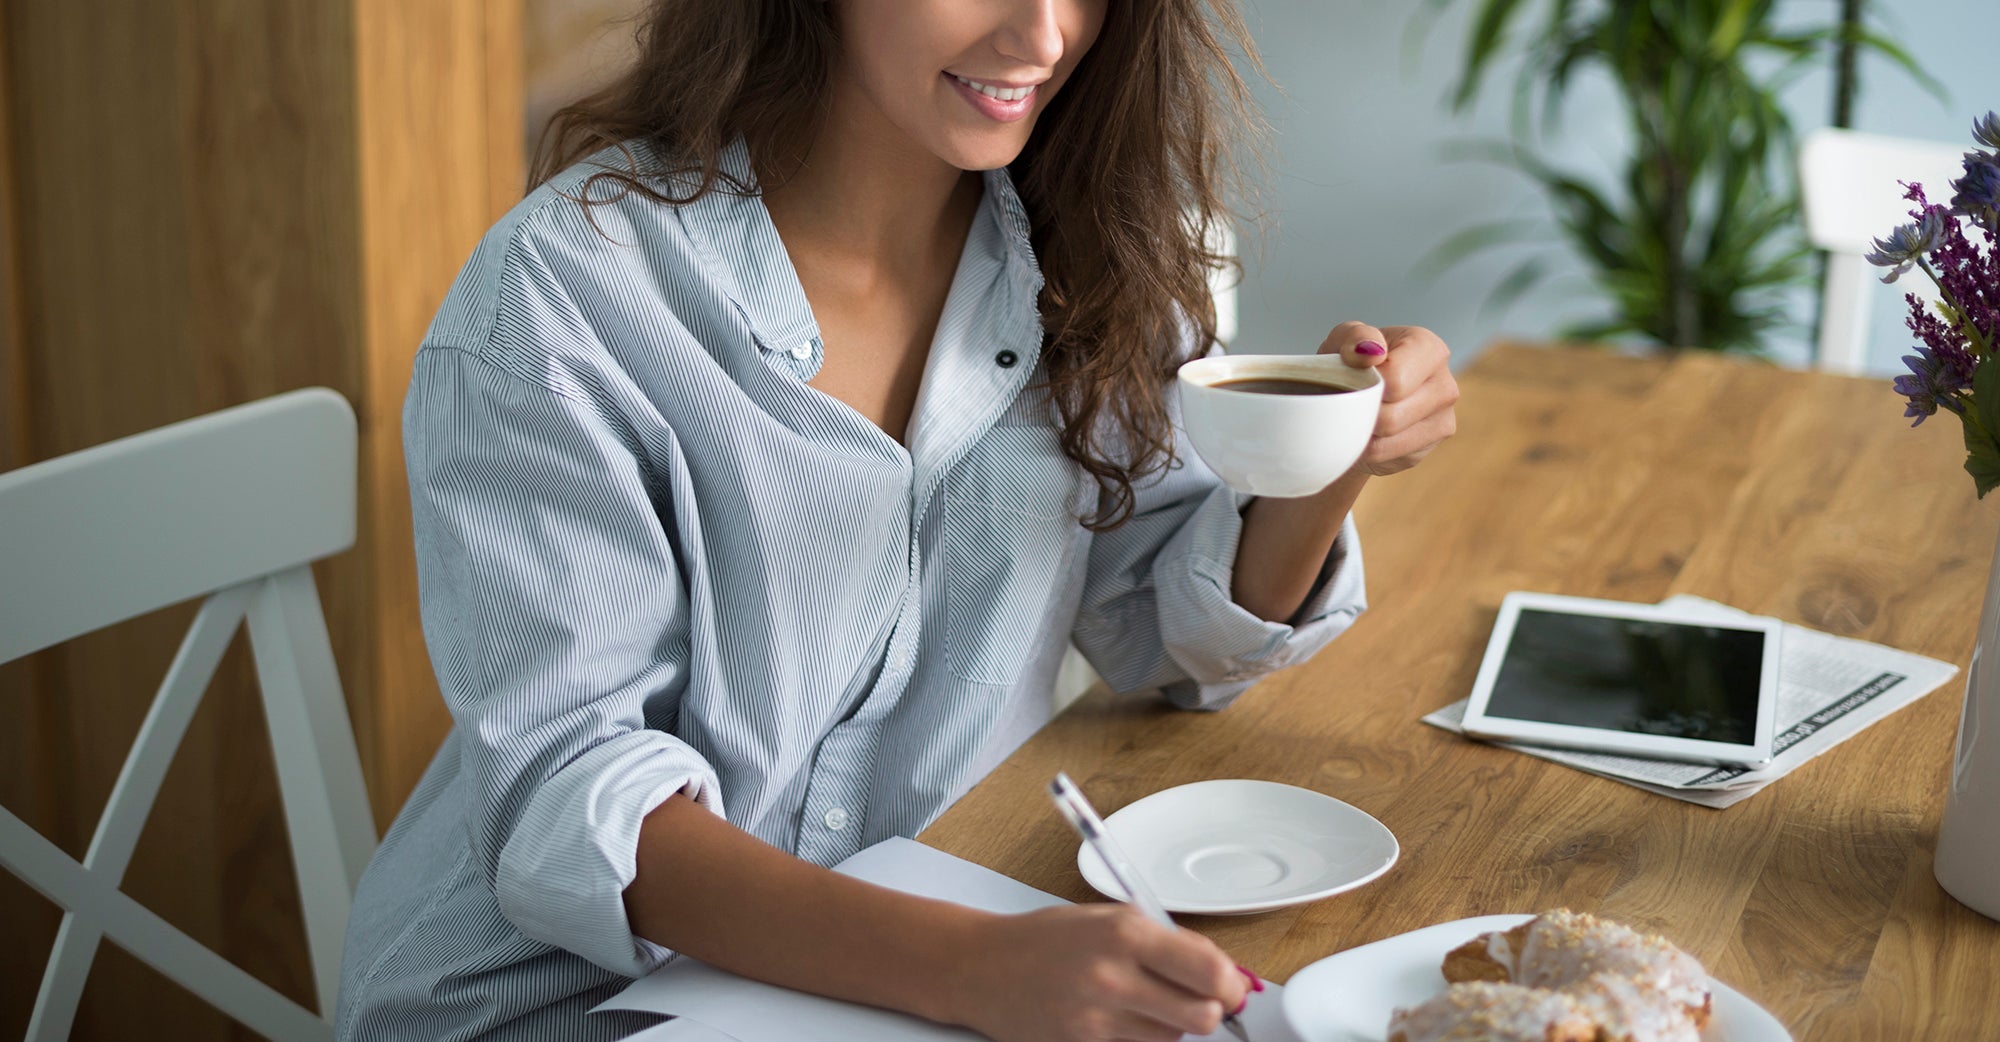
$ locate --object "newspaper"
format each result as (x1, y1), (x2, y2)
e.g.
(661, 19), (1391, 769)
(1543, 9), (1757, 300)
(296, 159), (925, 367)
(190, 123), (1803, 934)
(1422, 595), (1961, 808)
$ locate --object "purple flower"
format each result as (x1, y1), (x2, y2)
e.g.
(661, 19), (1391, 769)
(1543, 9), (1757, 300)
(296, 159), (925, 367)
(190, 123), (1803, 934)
(1953, 152), (2000, 233)
(1974, 111), (2000, 152)
(1866, 211), (1949, 282)
(1894, 345), (1972, 426)
(1921, 202), (2000, 352)
(1890, 115), (2000, 495)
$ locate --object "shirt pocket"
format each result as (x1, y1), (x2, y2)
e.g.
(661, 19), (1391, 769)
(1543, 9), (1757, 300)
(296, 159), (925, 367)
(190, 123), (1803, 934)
(940, 425), (1081, 685)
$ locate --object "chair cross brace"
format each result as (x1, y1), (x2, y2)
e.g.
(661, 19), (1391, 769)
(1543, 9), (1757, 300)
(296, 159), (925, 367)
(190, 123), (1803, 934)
(4, 569), (363, 1042)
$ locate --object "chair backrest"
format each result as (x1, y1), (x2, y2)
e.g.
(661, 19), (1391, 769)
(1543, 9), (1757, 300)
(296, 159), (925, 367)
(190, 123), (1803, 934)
(0, 388), (376, 1042)
(1799, 127), (1966, 374)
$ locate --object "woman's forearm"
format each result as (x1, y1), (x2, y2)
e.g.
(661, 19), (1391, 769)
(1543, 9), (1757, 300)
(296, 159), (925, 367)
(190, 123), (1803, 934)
(1231, 466), (1369, 622)
(623, 794), (987, 1024)
(625, 795), (1250, 1041)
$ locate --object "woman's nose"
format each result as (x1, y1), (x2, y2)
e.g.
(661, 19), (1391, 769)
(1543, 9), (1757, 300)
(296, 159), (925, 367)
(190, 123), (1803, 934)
(992, 0), (1067, 70)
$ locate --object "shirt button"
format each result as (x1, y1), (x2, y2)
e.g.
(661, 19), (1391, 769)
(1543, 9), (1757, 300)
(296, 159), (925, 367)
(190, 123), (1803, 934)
(789, 343), (812, 360)
(823, 807), (850, 831)
(995, 350), (1018, 368)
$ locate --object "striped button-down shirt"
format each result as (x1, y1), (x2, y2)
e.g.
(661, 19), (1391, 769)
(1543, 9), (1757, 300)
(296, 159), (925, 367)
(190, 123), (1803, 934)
(335, 139), (1367, 1042)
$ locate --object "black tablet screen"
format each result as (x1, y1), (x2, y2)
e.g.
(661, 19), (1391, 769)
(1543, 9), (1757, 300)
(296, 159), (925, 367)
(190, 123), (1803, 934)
(1487, 609), (1766, 744)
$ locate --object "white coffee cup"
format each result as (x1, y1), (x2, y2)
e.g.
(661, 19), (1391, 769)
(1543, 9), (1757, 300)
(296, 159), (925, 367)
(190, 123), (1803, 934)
(1178, 354), (1384, 498)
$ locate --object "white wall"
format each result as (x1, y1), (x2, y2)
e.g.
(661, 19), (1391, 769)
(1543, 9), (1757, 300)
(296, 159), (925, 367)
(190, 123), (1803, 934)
(1235, 0), (1999, 374)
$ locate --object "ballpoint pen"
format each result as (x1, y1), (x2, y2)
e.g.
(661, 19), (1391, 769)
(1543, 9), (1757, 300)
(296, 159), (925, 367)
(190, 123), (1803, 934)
(1049, 771), (1257, 1042)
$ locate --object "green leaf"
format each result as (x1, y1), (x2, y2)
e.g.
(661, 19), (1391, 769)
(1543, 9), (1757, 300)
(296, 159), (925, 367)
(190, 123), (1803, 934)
(1966, 361), (2000, 498)
(1400, 0), (1460, 73)
(1849, 27), (1950, 104)
(1437, 138), (1518, 166)
(1416, 218), (1552, 276)
(1483, 255), (1554, 316)
(1709, 0), (1755, 57)
(1976, 357), (2000, 443)
(1453, 0), (1534, 111)
(1964, 418), (2000, 499)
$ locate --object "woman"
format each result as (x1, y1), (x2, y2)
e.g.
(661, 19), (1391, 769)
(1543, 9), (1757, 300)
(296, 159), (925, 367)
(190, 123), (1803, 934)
(336, 0), (1458, 1039)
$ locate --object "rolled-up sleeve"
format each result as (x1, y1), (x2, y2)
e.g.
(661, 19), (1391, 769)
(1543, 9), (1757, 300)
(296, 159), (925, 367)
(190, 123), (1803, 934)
(404, 330), (721, 977)
(1073, 421), (1367, 710)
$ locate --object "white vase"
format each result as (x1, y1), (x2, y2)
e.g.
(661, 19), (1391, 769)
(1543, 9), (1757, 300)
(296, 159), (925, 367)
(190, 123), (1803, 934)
(1935, 529), (2000, 920)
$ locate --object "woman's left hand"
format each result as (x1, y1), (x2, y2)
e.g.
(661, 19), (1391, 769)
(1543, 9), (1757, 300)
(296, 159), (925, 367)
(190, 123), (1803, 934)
(1318, 321), (1458, 476)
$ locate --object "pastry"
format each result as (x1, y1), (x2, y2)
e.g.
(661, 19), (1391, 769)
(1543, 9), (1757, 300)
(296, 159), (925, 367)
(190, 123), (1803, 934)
(1442, 909), (1712, 1028)
(1564, 970), (1702, 1042)
(1386, 981), (1597, 1042)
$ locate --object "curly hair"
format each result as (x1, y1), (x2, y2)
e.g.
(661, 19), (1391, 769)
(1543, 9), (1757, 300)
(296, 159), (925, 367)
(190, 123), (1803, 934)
(531, 0), (1265, 530)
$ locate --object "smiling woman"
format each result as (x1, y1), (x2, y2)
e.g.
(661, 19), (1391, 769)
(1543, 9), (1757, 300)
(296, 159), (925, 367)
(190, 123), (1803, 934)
(531, 0), (1264, 530)
(334, 1), (1458, 1040)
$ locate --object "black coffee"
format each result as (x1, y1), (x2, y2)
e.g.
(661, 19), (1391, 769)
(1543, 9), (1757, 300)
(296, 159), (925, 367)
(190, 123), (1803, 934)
(1211, 377), (1351, 395)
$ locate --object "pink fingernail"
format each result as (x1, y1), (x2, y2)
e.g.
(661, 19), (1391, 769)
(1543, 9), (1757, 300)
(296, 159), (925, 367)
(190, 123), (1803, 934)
(1237, 965), (1265, 991)
(1355, 341), (1387, 356)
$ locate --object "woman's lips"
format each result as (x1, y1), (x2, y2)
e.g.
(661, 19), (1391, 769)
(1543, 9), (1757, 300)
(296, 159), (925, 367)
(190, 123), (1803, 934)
(945, 73), (1037, 123)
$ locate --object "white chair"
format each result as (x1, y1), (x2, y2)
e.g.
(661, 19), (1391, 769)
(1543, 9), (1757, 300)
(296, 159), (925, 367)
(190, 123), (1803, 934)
(0, 389), (376, 1041)
(1799, 127), (1966, 374)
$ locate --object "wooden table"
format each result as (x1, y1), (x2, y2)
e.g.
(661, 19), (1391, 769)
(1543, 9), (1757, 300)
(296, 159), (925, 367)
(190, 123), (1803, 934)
(919, 344), (2000, 1040)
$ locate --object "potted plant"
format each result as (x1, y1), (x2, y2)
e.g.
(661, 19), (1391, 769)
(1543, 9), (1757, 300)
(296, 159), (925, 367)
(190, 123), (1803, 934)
(1422, 0), (1932, 354)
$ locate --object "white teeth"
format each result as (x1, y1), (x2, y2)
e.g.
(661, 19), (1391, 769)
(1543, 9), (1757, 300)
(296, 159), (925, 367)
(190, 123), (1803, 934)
(952, 74), (1032, 103)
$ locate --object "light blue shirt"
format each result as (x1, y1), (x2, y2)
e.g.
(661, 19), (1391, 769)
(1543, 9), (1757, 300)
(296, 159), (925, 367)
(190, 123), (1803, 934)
(335, 140), (1366, 1041)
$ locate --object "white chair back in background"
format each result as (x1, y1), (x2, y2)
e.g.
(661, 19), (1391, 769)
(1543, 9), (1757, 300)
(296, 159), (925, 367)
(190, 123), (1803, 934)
(0, 388), (376, 1041)
(1799, 127), (1966, 375)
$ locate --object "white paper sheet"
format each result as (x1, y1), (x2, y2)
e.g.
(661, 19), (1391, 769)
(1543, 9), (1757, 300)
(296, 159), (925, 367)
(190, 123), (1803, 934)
(1423, 594), (1960, 807)
(597, 837), (1301, 1042)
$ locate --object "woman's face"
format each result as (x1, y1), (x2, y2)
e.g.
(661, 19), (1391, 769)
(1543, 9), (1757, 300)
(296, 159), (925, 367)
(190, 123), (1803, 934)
(827, 0), (1109, 172)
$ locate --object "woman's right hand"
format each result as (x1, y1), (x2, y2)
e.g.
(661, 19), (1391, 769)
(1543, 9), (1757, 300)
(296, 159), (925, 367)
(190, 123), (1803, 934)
(947, 904), (1250, 1042)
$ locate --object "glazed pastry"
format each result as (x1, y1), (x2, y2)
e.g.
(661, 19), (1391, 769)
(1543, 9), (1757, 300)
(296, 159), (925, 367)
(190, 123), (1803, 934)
(1386, 981), (1597, 1042)
(1563, 971), (1702, 1042)
(1442, 909), (1712, 1027)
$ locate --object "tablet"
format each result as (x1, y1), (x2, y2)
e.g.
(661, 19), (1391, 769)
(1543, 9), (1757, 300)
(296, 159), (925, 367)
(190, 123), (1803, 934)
(1460, 592), (1781, 767)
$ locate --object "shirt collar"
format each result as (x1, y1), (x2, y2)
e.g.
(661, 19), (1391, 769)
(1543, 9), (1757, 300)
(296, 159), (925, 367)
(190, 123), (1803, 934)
(980, 163), (1043, 299)
(673, 137), (1045, 369)
(671, 138), (824, 369)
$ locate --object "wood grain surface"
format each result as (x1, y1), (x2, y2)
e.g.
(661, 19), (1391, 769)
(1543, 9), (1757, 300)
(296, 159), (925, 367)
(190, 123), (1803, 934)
(920, 344), (2000, 1040)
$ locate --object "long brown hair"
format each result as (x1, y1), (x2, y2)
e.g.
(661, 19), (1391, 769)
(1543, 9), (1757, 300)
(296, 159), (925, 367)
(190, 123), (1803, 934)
(533, 0), (1265, 531)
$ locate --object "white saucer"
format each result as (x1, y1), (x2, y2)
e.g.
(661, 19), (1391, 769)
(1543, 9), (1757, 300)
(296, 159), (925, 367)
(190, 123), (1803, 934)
(1282, 914), (1792, 1042)
(1075, 779), (1398, 916)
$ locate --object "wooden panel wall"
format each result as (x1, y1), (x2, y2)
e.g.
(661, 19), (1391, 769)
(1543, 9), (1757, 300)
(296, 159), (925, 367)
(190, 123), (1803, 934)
(0, 8), (54, 1022)
(353, 0), (526, 829)
(0, 2), (25, 475)
(0, 2), (522, 1037)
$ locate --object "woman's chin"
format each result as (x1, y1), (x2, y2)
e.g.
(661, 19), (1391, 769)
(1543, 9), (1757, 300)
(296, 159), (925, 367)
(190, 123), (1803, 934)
(932, 129), (1035, 173)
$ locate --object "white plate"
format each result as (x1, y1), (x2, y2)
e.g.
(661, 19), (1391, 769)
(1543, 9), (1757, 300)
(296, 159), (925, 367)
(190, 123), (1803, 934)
(1281, 914), (1792, 1042)
(1076, 779), (1398, 916)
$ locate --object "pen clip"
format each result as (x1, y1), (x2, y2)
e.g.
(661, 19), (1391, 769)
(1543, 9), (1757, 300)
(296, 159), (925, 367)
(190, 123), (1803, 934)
(1049, 771), (1174, 925)
(1048, 774), (1102, 838)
